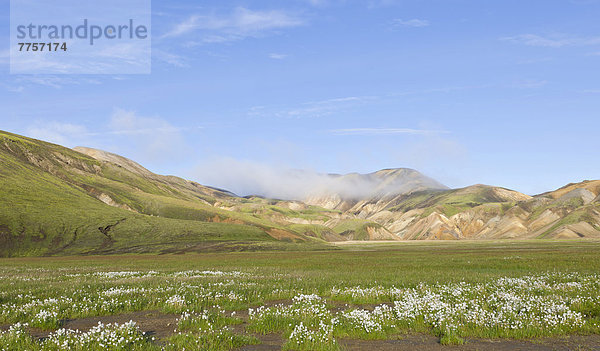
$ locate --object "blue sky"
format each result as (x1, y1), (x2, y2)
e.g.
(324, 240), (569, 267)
(1, 0), (599, 196)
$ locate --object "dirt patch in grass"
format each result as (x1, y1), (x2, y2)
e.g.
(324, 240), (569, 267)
(238, 333), (600, 351)
(28, 310), (179, 341)
(340, 334), (600, 351)
(236, 331), (284, 350)
(5, 310), (600, 350)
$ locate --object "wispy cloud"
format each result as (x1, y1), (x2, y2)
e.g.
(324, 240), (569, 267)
(570, 0), (600, 5)
(249, 95), (376, 119)
(0, 50), (9, 64)
(10, 47), (149, 74)
(94, 43), (151, 69)
(501, 34), (600, 47)
(108, 109), (184, 136)
(516, 57), (553, 65)
(368, 0), (402, 8)
(15, 76), (101, 89)
(191, 157), (445, 200)
(9, 54), (85, 74)
(247, 87), (480, 120)
(305, 0), (329, 7)
(269, 53), (288, 59)
(161, 7), (305, 43)
(392, 18), (430, 28)
(153, 49), (189, 67)
(3, 85), (25, 93)
(107, 109), (192, 164)
(330, 128), (449, 136)
(163, 15), (203, 38)
(3, 75), (104, 92)
(286, 99), (358, 118)
(512, 79), (548, 89)
(24, 109), (193, 164)
(26, 122), (89, 146)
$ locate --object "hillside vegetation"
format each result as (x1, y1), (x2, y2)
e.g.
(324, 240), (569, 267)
(0, 131), (332, 256)
(1, 130), (599, 257)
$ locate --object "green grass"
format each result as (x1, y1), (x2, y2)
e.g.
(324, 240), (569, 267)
(439, 330), (465, 345)
(1, 240), (598, 284)
(0, 240), (599, 349)
(177, 310), (242, 331)
(164, 331), (259, 351)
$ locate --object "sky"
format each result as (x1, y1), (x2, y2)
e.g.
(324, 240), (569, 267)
(1, 0), (599, 196)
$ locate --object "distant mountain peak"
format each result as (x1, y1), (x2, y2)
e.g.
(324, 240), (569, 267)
(305, 168), (447, 210)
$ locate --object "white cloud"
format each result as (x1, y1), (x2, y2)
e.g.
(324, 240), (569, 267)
(368, 0), (402, 8)
(516, 57), (553, 65)
(109, 109), (182, 136)
(191, 158), (445, 200)
(153, 49), (189, 67)
(306, 0), (328, 6)
(249, 87), (488, 120)
(14, 76), (101, 89)
(26, 122), (89, 146)
(9, 54), (85, 74)
(0, 50), (9, 64)
(161, 7), (305, 43)
(570, 0), (600, 3)
(330, 128), (449, 135)
(249, 95), (376, 119)
(392, 18), (430, 28)
(501, 34), (600, 47)
(163, 15), (204, 38)
(392, 134), (468, 186)
(108, 109), (189, 163)
(19, 77), (64, 89)
(4, 85), (25, 93)
(269, 53), (288, 59)
(513, 79), (548, 89)
(94, 43), (151, 67)
(23, 110), (191, 165)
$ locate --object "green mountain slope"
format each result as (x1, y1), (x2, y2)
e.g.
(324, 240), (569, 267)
(0, 131), (319, 257)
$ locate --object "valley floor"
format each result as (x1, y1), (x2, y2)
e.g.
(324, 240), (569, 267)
(1, 240), (599, 350)
(8, 310), (600, 350)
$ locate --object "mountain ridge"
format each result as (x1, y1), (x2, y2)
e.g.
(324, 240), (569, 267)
(1, 130), (599, 256)
(62, 146), (600, 241)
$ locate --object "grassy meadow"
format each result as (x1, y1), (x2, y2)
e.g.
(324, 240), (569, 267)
(1, 240), (600, 350)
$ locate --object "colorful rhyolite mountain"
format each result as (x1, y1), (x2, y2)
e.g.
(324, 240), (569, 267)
(1, 130), (598, 256)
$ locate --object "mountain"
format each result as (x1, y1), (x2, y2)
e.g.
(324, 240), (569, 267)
(355, 183), (600, 240)
(1, 130), (599, 257)
(538, 180), (600, 205)
(305, 168), (448, 212)
(0, 131), (327, 256)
